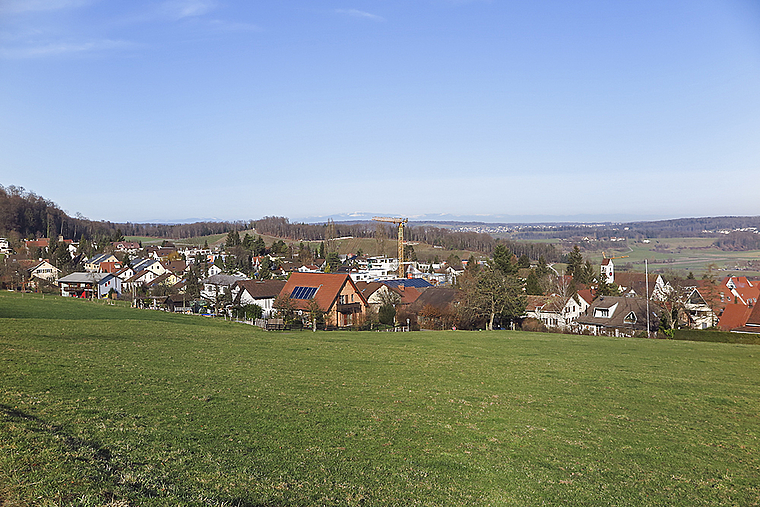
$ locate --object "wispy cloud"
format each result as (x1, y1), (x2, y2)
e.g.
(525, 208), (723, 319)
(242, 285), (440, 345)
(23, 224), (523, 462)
(160, 0), (217, 20)
(0, 0), (92, 14)
(0, 39), (138, 59)
(335, 9), (385, 22)
(208, 19), (261, 32)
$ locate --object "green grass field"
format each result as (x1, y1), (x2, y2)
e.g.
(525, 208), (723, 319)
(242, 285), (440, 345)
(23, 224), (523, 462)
(1, 292), (759, 506)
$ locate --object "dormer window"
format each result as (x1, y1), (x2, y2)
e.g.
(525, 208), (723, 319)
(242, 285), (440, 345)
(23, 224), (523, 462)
(594, 308), (610, 318)
(623, 311), (637, 324)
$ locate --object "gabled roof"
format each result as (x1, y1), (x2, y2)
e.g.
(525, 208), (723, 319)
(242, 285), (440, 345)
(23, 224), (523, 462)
(202, 274), (247, 286)
(124, 269), (154, 284)
(613, 272), (660, 297)
(58, 272), (113, 284)
(161, 260), (187, 274)
(408, 286), (460, 313)
(146, 272), (173, 287)
(576, 296), (662, 331)
(731, 304), (760, 333)
(718, 304), (754, 331)
(279, 272), (366, 312)
(87, 253), (117, 265)
(234, 279), (286, 300)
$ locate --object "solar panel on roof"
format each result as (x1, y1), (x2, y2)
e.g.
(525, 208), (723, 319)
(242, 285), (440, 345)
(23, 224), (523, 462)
(291, 286), (318, 299)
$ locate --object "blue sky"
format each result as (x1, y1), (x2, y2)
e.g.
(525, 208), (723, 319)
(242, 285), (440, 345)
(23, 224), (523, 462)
(2, 0), (759, 224)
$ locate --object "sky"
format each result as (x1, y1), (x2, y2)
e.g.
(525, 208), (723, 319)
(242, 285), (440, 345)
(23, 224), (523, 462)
(1, 0), (760, 224)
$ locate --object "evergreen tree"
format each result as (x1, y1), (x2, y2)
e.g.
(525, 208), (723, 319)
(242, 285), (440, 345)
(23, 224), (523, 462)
(226, 230), (241, 248)
(565, 245), (583, 277)
(525, 270), (543, 295)
(517, 254), (531, 269)
(492, 245), (517, 276)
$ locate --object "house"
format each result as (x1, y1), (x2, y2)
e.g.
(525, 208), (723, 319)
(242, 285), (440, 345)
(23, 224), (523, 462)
(145, 272), (182, 290)
(113, 265), (135, 281)
(721, 276), (760, 307)
(0, 238), (11, 255)
(278, 272), (368, 328)
(717, 303), (754, 331)
(524, 293), (591, 330)
(112, 241), (141, 254)
(84, 253), (120, 272)
(678, 286), (717, 329)
(407, 286), (461, 330)
(613, 272), (671, 301)
(730, 304), (760, 334)
(29, 260), (61, 285)
(355, 281), (421, 311)
(232, 279), (287, 318)
(58, 272), (122, 299)
(161, 260), (188, 275)
(576, 296), (662, 337)
(123, 270), (161, 293)
(201, 274), (249, 306)
(131, 258), (168, 277)
(98, 261), (123, 273)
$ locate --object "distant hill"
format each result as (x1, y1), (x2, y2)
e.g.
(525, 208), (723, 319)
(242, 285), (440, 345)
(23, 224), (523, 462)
(2, 184), (758, 253)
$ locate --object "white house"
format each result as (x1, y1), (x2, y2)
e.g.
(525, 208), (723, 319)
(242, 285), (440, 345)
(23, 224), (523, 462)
(232, 279), (287, 318)
(58, 272), (122, 299)
(0, 238), (11, 255)
(525, 293), (591, 330)
(29, 260), (61, 285)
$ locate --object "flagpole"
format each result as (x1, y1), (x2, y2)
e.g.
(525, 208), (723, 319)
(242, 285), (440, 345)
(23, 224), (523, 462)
(645, 259), (650, 338)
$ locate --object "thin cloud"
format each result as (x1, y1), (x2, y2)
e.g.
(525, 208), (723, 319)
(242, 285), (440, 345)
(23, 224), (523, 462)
(208, 19), (261, 32)
(0, 39), (138, 59)
(335, 9), (385, 22)
(160, 0), (217, 20)
(0, 0), (91, 14)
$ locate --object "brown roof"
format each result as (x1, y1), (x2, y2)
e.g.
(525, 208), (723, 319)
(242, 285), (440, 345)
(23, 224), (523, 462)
(161, 260), (187, 274)
(613, 272), (658, 296)
(234, 279), (286, 300)
(576, 296), (662, 331)
(408, 287), (460, 313)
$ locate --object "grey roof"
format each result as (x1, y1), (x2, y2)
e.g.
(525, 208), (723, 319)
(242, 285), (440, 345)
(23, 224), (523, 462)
(86, 253), (116, 265)
(202, 274), (248, 286)
(58, 272), (113, 284)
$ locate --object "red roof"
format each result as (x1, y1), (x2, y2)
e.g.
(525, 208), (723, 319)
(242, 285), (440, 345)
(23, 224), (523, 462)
(279, 272), (366, 312)
(717, 304), (754, 331)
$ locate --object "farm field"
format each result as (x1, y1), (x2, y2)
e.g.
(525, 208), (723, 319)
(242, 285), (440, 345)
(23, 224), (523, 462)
(579, 239), (760, 278)
(2, 293), (759, 506)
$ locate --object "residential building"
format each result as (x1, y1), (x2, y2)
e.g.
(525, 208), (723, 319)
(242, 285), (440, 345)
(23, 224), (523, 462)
(58, 272), (122, 299)
(525, 293), (591, 330)
(29, 260), (61, 285)
(278, 272), (368, 328)
(576, 296), (662, 337)
(232, 279), (287, 318)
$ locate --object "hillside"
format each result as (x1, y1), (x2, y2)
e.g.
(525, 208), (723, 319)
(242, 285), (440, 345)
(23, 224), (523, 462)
(1, 292), (759, 505)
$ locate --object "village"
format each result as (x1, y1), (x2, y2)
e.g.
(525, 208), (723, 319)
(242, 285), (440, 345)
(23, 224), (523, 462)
(2, 232), (759, 336)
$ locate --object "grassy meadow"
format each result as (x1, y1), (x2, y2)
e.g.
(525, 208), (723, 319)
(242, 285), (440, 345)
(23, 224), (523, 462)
(1, 292), (759, 506)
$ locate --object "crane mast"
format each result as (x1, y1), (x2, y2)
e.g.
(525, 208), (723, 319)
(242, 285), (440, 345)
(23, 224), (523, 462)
(372, 217), (408, 278)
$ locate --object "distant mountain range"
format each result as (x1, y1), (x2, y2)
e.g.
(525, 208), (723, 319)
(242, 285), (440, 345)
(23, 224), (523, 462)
(294, 212), (671, 225)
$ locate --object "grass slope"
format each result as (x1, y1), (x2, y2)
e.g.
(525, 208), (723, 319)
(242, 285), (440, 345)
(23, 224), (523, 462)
(1, 292), (759, 506)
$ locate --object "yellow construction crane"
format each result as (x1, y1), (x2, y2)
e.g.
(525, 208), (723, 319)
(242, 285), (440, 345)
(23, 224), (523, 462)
(372, 216), (408, 278)
(602, 251), (629, 260)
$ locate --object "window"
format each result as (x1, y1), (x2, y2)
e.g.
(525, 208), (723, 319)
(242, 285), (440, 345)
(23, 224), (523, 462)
(594, 308), (610, 318)
(623, 312), (637, 324)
